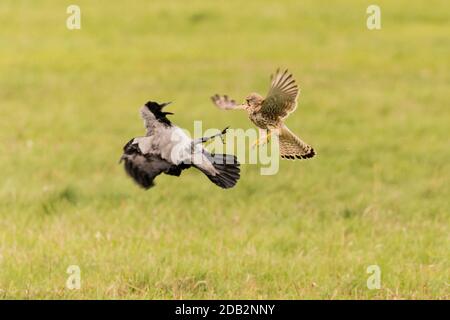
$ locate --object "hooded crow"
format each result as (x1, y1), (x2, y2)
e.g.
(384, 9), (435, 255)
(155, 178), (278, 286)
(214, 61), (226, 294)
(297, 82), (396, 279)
(120, 101), (240, 189)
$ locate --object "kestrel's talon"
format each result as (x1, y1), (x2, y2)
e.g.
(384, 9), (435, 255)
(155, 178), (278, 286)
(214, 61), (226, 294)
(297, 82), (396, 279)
(252, 139), (265, 149)
(252, 132), (272, 149)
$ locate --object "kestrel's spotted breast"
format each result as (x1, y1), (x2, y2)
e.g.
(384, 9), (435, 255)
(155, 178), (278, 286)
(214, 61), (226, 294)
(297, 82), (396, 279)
(249, 111), (273, 129)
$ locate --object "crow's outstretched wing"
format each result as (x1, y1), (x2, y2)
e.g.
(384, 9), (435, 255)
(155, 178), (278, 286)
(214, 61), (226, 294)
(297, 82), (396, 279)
(121, 138), (189, 189)
(122, 153), (174, 189)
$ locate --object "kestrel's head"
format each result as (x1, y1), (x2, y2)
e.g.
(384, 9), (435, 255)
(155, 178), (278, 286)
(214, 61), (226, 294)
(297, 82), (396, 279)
(244, 93), (264, 110)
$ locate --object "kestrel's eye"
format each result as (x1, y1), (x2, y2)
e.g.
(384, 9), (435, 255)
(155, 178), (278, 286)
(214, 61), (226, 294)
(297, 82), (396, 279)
(246, 99), (250, 104)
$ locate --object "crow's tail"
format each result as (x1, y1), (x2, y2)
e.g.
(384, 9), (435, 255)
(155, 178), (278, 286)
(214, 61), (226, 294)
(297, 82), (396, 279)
(198, 153), (240, 189)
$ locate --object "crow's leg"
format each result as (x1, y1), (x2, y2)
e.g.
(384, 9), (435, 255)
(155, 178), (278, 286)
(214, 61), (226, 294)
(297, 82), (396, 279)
(192, 126), (229, 146)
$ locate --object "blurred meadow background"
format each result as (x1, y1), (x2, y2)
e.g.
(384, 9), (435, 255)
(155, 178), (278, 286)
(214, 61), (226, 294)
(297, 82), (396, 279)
(0, 0), (449, 299)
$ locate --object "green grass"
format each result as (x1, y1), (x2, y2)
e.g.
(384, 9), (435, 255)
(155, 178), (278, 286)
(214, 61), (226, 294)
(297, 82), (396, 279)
(0, 0), (449, 299)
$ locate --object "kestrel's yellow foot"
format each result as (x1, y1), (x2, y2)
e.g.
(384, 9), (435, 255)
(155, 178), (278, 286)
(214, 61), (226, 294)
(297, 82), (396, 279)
(252, 131), (272, 148)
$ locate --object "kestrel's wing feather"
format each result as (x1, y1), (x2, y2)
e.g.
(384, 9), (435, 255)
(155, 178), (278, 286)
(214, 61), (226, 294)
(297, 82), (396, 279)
(211, 94), (239, 110)
(261, 69), (299, 120)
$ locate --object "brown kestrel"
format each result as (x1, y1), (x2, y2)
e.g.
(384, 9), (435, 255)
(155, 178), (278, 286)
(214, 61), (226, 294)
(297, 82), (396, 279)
(211, 69), (316, 160)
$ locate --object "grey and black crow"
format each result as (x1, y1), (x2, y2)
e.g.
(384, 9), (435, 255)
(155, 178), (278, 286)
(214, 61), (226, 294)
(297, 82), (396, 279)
(120, 101), (240, 189)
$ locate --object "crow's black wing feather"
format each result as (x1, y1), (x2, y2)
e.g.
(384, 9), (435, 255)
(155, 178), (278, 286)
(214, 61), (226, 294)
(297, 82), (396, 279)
(122, 153), (172, 189)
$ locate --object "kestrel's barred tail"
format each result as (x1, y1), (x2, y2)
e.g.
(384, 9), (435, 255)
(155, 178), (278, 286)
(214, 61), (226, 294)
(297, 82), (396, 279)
(278, 125), (315, 160)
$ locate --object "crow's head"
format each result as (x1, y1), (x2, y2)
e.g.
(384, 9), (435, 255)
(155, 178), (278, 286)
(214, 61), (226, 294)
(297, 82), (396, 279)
(141, 101), (173, 126)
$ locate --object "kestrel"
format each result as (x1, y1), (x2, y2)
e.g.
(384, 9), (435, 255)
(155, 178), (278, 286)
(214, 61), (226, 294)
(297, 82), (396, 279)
(120, 101), (240, 189)
(211, 69), (316, 160)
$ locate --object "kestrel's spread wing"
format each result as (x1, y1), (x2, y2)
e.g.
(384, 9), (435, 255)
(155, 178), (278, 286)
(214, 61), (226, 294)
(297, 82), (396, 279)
(211, 94), (239, 110)
(260, 69), (299, 121)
